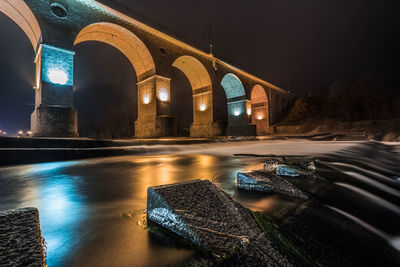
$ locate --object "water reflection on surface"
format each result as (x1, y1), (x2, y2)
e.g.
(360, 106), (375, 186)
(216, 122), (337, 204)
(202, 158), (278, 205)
(0, 154), (267, 267)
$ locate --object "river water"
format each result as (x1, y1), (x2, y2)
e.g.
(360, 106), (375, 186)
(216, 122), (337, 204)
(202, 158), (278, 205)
(0, 141), (399, 266)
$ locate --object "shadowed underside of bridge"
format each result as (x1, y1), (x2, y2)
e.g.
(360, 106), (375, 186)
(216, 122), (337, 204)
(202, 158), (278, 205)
(0, 0), (293, 138)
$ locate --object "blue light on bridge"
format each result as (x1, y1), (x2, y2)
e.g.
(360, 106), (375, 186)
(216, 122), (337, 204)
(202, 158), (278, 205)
(221, 73), (246, 100)
(41, 44), (75, 86)
(228, 100), (246, 117)
(48, 69), (68, 85)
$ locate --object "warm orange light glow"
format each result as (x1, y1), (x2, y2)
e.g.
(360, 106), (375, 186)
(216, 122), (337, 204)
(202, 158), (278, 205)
(74, 22), (156, 82)
(247, 107), (252, 116)
(257, 114), (263, 120)
(158, 88), (169, 102)
(199, 103), (206, 111)
(143, 94), (150, 104)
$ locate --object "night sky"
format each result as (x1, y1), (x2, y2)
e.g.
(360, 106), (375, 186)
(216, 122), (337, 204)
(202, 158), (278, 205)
(0, 0), (399, 135)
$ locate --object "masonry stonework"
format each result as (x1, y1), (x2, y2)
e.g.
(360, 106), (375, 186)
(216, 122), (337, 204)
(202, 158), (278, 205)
(2, 0), (293, 138)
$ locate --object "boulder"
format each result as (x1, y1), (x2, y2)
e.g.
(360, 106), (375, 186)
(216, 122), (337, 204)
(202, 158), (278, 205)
(237, 170), (309, 199)
(147, 179), (292, 266)
(0, 207), (46, 266)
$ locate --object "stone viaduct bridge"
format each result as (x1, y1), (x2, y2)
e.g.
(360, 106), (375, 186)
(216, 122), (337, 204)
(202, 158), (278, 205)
(1, 0), (293, 138)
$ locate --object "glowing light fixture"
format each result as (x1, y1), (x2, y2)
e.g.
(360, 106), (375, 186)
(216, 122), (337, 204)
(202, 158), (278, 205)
(48, 69), (68, 85)
(199, 103), (206, 111)
(234, 109), (241, 116)
(143, 94), (150, 104)
(158, 88), (169, 102)
(247, 107), (252, 116)
(257, 114), (263, 120)
(41, 44), (75, 86)
(18, 130), (23, 135)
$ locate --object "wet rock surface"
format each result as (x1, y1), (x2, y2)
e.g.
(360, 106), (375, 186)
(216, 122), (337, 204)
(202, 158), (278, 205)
(237, 170), (309, 199)
(147, 179), (293, 266)
(235, 142), (400, 266)
(264, 160), (323, 180)
(0, 207), (46, 267)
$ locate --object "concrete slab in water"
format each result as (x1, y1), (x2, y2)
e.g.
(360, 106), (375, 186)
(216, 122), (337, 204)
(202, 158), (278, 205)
(237, 170), (309, 199)
(147, 179), (292, 266)
(0, 207), (46, 267)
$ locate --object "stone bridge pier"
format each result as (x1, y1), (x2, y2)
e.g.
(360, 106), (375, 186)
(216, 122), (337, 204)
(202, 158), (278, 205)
(30, 44), (78, 137)
(1, 0), (293, 138)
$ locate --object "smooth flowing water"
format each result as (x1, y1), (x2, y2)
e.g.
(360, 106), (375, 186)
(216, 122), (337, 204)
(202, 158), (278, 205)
(0, 154), (271, 266)
(0, 141), (399, 266)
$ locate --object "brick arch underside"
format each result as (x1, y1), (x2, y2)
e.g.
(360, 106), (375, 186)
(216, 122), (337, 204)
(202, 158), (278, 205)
(0, 0), (41, 51)
(251, 84), (269, 134)
(172, 55), (212, 92)
(221, 73), (246, 101)
(172, 55), (213, 131)
(74, 22), (156, 82)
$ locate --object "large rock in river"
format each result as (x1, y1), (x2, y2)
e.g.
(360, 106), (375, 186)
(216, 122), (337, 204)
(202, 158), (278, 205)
(0, 207), (46, 266)
(237, 170), (309, 199)
(147, 179), (292, 266)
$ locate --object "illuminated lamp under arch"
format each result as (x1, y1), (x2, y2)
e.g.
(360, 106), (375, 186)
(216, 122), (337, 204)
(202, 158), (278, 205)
(251, 84), (270, 135)
(221, 73), (247, 117)
(172, 55), (214, 136)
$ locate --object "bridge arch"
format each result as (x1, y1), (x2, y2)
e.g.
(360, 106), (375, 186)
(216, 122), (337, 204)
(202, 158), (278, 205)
(221, 73), (246, 101)
(0, 0), (41, 51)
(172, 55), (213, 137)
(74, 22), (156, 82)
(251, 85), (269, 135)
(221, 73), (254, 135)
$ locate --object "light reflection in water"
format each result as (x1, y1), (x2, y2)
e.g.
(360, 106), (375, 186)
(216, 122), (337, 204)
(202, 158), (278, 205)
(0, 154), (270, 266)
(38, 176), (86, 262)
(0, 161), (86, 266)
(24, 161), (77, 175)
(0, 144), (397, 265)
(38, 177), (86, 266)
